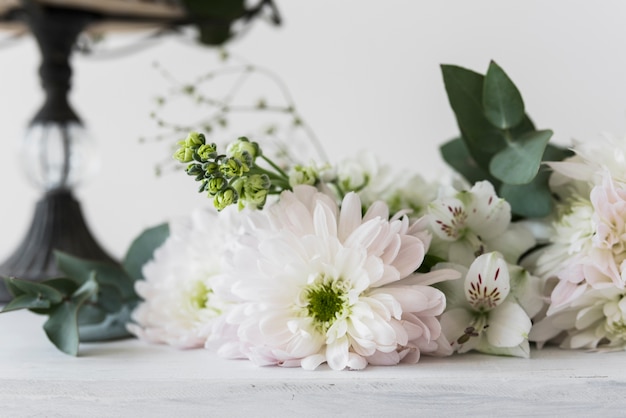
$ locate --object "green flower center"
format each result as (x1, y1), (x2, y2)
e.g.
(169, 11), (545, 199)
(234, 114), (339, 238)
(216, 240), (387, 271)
(304, 276), (349, 332)
(190, 281), (211, 310)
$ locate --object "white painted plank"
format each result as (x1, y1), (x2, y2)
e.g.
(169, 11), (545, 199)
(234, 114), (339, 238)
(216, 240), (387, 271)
(1, 310), (625, 416)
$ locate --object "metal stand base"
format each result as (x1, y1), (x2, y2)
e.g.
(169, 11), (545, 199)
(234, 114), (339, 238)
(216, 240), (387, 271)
(0, 190), (115, 302)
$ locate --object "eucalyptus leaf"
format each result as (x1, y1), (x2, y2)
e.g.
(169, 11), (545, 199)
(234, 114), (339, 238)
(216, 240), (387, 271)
(3, 277), (64, 304)
(489, 130), (553, 185)
(510, 115), (536, 138)
(42, 278), (80, 296)
(499, 169), (554, 218)
(55, 252), (135, 299)
(441, 64), (506, 153)
(43, 274), (98, 356)
(2, 294), (51, 313)
(440, 137), (500, 187)
(123, 223), (170, 282)
(483, 61), (525, 129)
(96, 284), (123, 314)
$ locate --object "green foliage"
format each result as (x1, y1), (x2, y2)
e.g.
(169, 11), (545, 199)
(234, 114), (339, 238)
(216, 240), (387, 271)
(0, 223), (170, 356)
(440, 60), (573, 218)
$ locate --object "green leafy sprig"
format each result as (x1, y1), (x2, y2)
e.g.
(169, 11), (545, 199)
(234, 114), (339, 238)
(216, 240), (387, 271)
(440, 60), (573, 218)
(0, 224), (169, 356)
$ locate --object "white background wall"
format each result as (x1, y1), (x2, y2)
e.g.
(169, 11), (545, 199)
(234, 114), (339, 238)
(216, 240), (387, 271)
(1, 0), (626, 259)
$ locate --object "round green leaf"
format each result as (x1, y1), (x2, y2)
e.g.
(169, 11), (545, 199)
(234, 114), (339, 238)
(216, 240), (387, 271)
(483, 61), (525, 129)
(490, 130), (553, 185)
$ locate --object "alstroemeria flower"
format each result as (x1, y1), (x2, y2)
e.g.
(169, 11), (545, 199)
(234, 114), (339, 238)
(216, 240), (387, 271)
(438, 252), (534, 358)
(212, 185), (458, 370)
(427, 181), (534, 266)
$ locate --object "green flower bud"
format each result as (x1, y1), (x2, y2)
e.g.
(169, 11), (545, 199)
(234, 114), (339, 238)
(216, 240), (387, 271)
(220, 157), (247, 178)
(241, 174), (270, 209)
(243, 187), (268, 210)
(186, 163), (203, 177)
(185, 131), (205, 148)
(227, 137), (261, 162)
(198, 179), (208, 193)
(246, 173), (271, 191)
(207, 176), (227, 195)
(197, 143), (217, 161)
(173, 146), (194, 163)
(203, 161), (219, 175)
(289, 165), (318, 187)
(214, 187), (238, 211)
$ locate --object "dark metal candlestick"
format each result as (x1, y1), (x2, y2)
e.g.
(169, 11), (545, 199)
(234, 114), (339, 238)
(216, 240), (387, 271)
(0, 0), (281, 303)
(0, 5), (114, 302)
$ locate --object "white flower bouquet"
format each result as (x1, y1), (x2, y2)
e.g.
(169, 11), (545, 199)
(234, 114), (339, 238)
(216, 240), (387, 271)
(3, 60), (624, 370)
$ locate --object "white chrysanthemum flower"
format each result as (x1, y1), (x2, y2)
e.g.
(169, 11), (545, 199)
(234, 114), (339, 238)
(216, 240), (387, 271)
(532, 195), (594, 281)
(548, 134), (626, 186)
(128, 207), (241, 348)
(214, 185), (459, 370)
(530, 286), (626, 351)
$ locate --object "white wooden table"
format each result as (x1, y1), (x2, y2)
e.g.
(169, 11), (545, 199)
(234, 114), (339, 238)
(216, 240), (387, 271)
(1, 310), (625, 417)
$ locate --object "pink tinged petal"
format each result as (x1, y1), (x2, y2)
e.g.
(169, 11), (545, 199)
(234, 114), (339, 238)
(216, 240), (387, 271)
(465, 252), (510, 311)
(400, 315), (426, 341)
(416, 315), (443, 341)
(348, 335), (377, 357)
(379, 234), (401, 265)
(366, 350), (401, 366)
(396, 268), (461, 287)
(363, 200), (390, 223)
(326, 336), (350, 370)
(567, 328), (602, 349)
(281, 197), (315, 236)
(400, 347), (421, 364)
(359, 315), (397, 347)
(364, 256), (386, 287)
(347, 353), (368, 370)
(313, 199), (338, 239)
(326, 319), (349, 345)
(546, 160), (594, 182)
(389, 236), (426, 278)
(217, 341), (247, 359)
(292, 184), (337, 215)
(301, 353), (327, 370)
(372, 265), (400, 288)
(344, 218), (384, 251)
(368, 293), (403, 319)
(286, 332), (324, 359)
(548, 280), (588, 315)
(278, 358), (304, 368)
(369, 287), (426, 315)
(575, 305), (605, 330)
(389, 318), (409, 346)
(347, 316), (374, 341)
(338, 192), (363, 241)
(486, 301), (531, 348)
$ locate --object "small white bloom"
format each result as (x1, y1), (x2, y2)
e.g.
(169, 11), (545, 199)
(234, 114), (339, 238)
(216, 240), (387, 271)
(128, 207), (240, 348)
(438, 252), (534, 358)
(427, 181), (534, 266)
